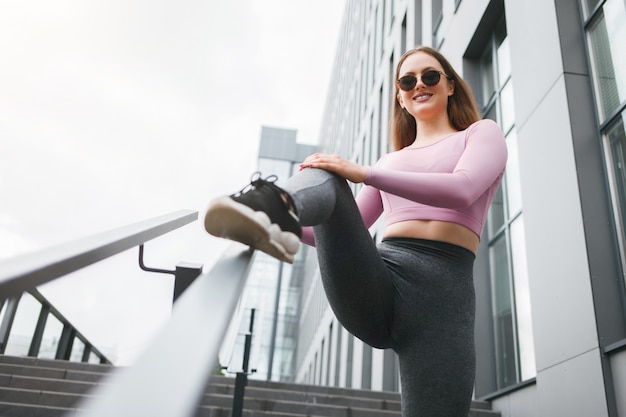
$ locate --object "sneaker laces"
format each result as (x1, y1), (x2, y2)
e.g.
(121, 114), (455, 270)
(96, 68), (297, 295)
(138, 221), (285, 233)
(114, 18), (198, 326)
(234, 172), (279, 196)
(234, 172), (298, 216)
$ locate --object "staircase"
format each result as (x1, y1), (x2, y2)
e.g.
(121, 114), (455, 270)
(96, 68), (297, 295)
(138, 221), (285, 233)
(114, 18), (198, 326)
(0, 355), (500, 416)
(0, 355), (113, 417)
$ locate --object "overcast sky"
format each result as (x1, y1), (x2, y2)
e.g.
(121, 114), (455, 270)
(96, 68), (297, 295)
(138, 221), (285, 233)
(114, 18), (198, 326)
(0, 0), (346, 364)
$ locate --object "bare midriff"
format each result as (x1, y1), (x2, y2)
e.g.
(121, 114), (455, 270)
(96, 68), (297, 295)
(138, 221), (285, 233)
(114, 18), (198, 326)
(384, 219), (479, 253)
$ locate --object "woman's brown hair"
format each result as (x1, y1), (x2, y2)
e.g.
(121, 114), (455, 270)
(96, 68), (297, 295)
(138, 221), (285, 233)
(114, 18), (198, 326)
(390, 46), (482, 151)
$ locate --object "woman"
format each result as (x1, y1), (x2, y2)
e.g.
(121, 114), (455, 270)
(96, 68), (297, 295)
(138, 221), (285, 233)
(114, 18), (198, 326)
(204, 46), (507, 417)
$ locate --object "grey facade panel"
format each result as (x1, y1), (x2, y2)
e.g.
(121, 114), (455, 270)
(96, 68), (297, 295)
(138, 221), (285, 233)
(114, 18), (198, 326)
(516, 77), (599, 371)
(505, 0), (564, 129)
(491, 382), (539, 416)
(474, 237), (498, 397)
(536, 348), (608, 416)
(555, 0), (590, 75)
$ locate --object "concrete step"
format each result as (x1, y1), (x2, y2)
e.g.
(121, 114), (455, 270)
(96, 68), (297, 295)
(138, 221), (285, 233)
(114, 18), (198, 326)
(0, 355), (112, 374)
(469, 410), (501, 417)
(0, 401), (76, 417)
(208, 376), (493, 411)
(0, 362), (108, 383)
(199, 393), (401, 417)
(0, 373), (100, 395)
(195, 407), (336, 417)
(205, 376), (499, 417)
(206, 376), (402, 415)
(202, 390), (401, 412)
(0, 386), (90, 408)
(0, 355), (109, 416)
(217, 376), (401, 402)
(196, 405), (399, 417)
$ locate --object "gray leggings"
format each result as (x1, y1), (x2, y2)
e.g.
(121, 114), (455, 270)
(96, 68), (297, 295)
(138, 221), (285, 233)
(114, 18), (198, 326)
(282, 168), (476, 417)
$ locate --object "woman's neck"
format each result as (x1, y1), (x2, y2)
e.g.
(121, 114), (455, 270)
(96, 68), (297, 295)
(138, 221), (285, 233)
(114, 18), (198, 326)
(412, 117), (456, 147)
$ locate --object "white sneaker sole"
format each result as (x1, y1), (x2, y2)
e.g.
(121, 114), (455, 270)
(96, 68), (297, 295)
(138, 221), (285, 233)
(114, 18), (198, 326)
(204, 196), (300, 264)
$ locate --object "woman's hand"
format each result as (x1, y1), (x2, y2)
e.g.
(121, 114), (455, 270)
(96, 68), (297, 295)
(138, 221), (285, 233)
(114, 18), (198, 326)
(300, 153), (367, 183)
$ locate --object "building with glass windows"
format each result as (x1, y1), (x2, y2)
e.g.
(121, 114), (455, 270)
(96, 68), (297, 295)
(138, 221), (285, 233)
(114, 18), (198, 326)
(290, 1), (626, 416)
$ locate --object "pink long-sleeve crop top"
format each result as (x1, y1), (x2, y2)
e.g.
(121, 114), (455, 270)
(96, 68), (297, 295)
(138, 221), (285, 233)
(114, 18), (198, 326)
(301, 118), (508, 246)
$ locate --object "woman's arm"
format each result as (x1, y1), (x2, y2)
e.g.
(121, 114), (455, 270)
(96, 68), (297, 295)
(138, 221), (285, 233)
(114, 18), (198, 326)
(365, 119), (507, 208)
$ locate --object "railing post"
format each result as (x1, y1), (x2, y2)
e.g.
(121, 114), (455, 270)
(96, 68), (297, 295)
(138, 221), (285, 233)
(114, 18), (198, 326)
(55, 325), (75, 360)
(231, 308), (256, 417)
(28, 304), (49, 357)
(138, 245), (203, 303)
(0, 297), (19, 353)
(173, 263), (203, 303)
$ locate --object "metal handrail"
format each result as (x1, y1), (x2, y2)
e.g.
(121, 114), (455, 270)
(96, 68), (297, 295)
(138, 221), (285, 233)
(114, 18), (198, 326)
(0, 209), (256, 416)
(0, 210), (198, 298)
(70, 243), (255, 417)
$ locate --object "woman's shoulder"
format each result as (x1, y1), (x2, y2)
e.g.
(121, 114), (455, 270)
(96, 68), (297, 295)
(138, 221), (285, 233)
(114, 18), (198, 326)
(374, 151), (394, 166)
(465, 118), (505, 141)
(467, 118), (500, 131)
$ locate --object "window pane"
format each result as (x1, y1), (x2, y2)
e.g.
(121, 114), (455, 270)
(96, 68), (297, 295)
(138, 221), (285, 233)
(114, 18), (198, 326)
(500, 80), (516, 133)
(603, 0), (626, 102)
(0, 300), (8, 326)
(4, 294), (41, 356)
(497, 36), (511, 83)
(38, 313), (63, 359)
(488, 185), (505, 237)
(584, 0), (601, 16)
(510, 216), (536, 381)
(588, 0), (626, 119)
(480, 49), (496, 108)
(490, 235), (517, 388)
(505, 130), (523, 216)
(70, 337), (85, 362)
(484, 102), (497, 123)
(605, 112), (626, 276)
(88, 351), (101, 364)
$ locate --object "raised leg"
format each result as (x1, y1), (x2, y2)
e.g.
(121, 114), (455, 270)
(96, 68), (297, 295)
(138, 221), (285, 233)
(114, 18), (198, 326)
(283, 168), (395, 348)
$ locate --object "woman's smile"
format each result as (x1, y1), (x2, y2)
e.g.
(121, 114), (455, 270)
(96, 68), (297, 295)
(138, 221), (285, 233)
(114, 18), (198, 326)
(413, 92), (433, 102)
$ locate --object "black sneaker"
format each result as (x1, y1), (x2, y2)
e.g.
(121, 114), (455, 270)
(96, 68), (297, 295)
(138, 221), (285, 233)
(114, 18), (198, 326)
(204, 173), (302, 263)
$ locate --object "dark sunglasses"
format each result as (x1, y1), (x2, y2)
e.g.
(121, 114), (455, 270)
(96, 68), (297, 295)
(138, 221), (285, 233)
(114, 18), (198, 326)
(397, 70), (451, 91)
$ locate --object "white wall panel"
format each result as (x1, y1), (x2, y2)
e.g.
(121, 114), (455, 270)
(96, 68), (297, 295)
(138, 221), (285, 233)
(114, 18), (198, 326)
(515, 78), (598, 371)
(505, 0), (563, 128)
